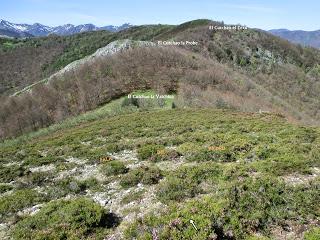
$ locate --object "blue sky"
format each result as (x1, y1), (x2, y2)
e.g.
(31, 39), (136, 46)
(1, 0), (319, 30)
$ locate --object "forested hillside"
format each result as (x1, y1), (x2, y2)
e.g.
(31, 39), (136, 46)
(0, 25), (173, 95)
(1, 20), (320, 139)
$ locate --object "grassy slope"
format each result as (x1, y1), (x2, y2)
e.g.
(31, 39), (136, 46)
(0, 90), (173, 147)
(0, 98), (319, 239)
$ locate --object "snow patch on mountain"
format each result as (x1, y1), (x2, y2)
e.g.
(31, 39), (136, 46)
(0, 19), (133, 38)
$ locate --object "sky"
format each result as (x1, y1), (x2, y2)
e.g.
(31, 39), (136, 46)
(1, 0), (319, 30)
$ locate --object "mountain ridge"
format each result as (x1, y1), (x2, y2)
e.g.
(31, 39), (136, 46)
(12, 39), (156, 96)
(2, 18), (320, 49)
(1, 19), (320, 139)
(269, 28), (320, 48)
(0, 19), (133, 37)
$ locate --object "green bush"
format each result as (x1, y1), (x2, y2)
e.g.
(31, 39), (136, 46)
(140, 166), (163, 185)
(105, 143), (120, 153)
(128, 175), (320, 239)
(217, 176), (319, 238)
(120, 166), (162, 188)
(56, 177), (87, 194)
(186, 148), (235, 162)
(82, 177), (101, 191)
(49, 177), (100, 198)
(121, 190), (145, 204)
(157, 175), (200, 202)
(0, 184), (13, 194)
(304, 227), (320, 240)
(22, 171), (53, 187)
(46, 177), (100, 200)
(157, 163), (223, 202)
(0, 164), (27, 183)
(150, 148), (180, 162)
(124, 195), (226, 240)
(12, 198), (120, 240)
(255, 146), (278, 160)
(0, 189), (44, 217)
(217, 177), (288, 238)
(137, 144), (165, 160)
(176, 142), (203, 155)
(24, 155), (63, 167)
(121, 97), (139, 108)
(100, 160), (128, 176)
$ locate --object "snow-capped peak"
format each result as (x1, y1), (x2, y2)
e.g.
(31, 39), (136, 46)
(0, 19), (133, 38)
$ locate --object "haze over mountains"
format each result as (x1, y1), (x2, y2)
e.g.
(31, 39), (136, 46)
(0, 19), (132, 38)
(269, 28), (320, 48)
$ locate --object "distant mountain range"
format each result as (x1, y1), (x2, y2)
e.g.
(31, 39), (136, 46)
(269, 29), (320, 48)
(0, 19), (132, 38)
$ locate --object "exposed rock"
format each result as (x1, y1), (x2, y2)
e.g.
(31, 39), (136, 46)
(80, 141), (92, 146)
(74, 163), (106, 181)
(18, 204), (43, 216)
(283, 167), (320, 186)
(55, 166), (79, 180)
(48, 40), (155, 82)
(110, 149), (138, 162)
(29, 163), (55, 173)
(0, 223), (10, 240)
(65, 156), (87, 164)
(270, 220), (319, 240)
